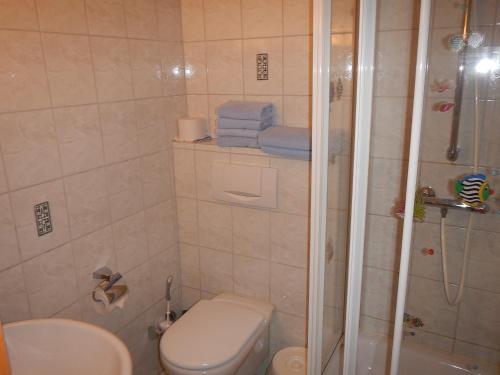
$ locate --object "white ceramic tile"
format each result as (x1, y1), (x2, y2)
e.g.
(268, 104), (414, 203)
(176, 197), (198, 245)
(206, 40), (243, 94)
(283, 95), (311, 128)
(173, 148), (197, 198)
(194, 149), (230, 201)
(10, 180), (70, 261)
(0, 265), (31, 323)
(160, 41), (186, 96)
(330, 0), (354, 34)
(128, 40), (162, 99)
(360, 266), (397, 322)
(241, 0), (283, 38)
(284, 36), (312, 95)
(23, 243), (78, 318)
(149, 245), (180, 302)
(36, 0), (87, 33)
(0, 31), (50, 113)
(145, 200), (177, 256)
(330, 33), (354, 98)
(204, 0), (242, 40)
(187, 94), (209, 119)
(270, 312), (307, 354)
(454, 341), (500, 365)
(234, 255), (269, 299)
(181, 286), (200, 309)
(197, 201), (232, 252)
(157, 0), (183, 42)
(135, 98), (169, 155)
(270, 263), (307, 317)
(0, 0), (39, 30)
(53, 105), (105, 175)
(86, 0), (127, 37)
(113, 212), (148, 273)
(363, 214), (401, 272)
(0, 194), (20, 272)
(184, 42), (208, 94)
(141, 151), (172, 208)
(283, 0), (312, 36)
(232, 206), (270, 260)
(0, 109), (62, 190)
(270, 212), (309, 268)
(378, 0), (418, 31)
(180, 243), (200, 289)
(122, 262), (154, 323)
(180, 0), (205, 41)
(124, 4), (158, 40)
(199, 247), (233, 294)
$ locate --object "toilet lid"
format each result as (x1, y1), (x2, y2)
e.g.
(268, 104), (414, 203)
(160, 299), (264, 371)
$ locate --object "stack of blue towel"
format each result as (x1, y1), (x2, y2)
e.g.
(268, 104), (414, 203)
(216, 101), (273, 148)
(259, 127), (312, 160)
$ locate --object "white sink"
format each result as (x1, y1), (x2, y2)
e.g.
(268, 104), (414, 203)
(4, 319), (132, 375)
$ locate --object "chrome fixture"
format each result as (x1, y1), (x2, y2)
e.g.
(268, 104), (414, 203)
(420, 186), (489, 214)
(92, 267), (127, 304)
(151, 275), (177, 336)
(447, 0), (473, 161)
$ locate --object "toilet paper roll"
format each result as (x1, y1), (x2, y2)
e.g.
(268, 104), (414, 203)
(92, 285), (128, 315)
(177, 117), (207, 141)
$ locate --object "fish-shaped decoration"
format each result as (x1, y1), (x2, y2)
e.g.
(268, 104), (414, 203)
(455, 173), (494, 207)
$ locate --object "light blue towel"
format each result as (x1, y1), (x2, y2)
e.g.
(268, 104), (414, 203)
(217, 128), (261, 138)
(218, 117), (272, 130)
(217, 101), (273, 121)
(261, 146), (311, 160)
(216, 136), (259, 148)
(258, 127), (311, 151)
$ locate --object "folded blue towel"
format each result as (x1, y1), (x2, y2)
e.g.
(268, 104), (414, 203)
(217, 128), (261, 138)
(258, 127), (311, 151)
(216, 136), (259, 148)
(217, 101), (273, 121)
(261, 146), (311, 160)
(218, 117), (272, 130)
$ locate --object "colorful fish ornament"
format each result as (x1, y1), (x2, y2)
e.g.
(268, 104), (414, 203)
(455, 173), (494, 207)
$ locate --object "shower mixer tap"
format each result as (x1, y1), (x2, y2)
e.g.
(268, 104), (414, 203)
(420, 186), (489, 214)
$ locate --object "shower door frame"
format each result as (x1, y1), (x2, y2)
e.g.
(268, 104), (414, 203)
(307, 0), (377, 374)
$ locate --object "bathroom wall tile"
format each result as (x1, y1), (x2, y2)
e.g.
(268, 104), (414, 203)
(241, 0), (283, 38)
(176, 198), (198, 245)
(270, 157), (310, 215)
(363, 214), (401, 272)
(122, 262), (154, 323)
(106, 159), (143, 221)
(23, 244), (78, 318)
(36, 0), (87, 34)
(230, 153), (269, 167)
(270, 312), (307, 354)
(183, 42), (208, 94)
(271, 263), (307, 317)
(42, 34), (97, 107)
(149, 245), (180, 301)
(199, 247), (233, 294)
(0, 109), (61, 190)
(197, 201), (232, 252)
(377, 0), (418, 31)
(113, 212), (148, 273)
(454, 341), (500, 365)
(374, 30), (416, 97)
(204, 0), (242, 40)
(173, 148), (197, 198)
(160, 41), (186, 96)
(234, 255), (269, 299)
(71, 226), (116, 295)
(10, 180), (70, 260)
(406, 276), (458, 337)
(99, 101), (139, 164)
(141, 151), (172, 208)
(270, 212), (309, 268)
(53, 301), (82, 320)
(360, 266), (397, 322)
(456, 288), (500, 350)
(0, 265), (31, 323)
(181, 286), (200, 309)
(79, 291), (126, 333)
(283, 95), (311, 128)
(243, 38), (283, 96)
(129, 40), (163, 99)
(91, 37), (134, 102)
(0, 194), (20, 272)
(157, 0), (183, 41)
(206, 40), (243, 94)
(194, 149), (230, 201)
(283, 0), (312, 36)
(232, 206), (269, 260)
(330, 33), (354, 98)
(65, 168), (111, 239)
(284, 36), (311, 95)
(86, 0), (127, 37)
(404, 330), (454, 353)
(145, 200), (177, 256)
(0, 156), (7, 194)
(124, 3), (158, 40)
(0, 0), (38, 30)
(0, 31), (51, 113)
(180, 0), (205, 41)
(180, 243), (200, 289)
(330, 0), (354, 33)
(135, 98), (169, 155)
(53, 104), (104, 175)
(187, 94), (209, 120)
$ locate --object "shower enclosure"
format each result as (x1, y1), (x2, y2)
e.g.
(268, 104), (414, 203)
(309, 0), (500, 374)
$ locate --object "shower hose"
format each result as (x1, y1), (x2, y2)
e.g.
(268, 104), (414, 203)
(440, 73), (481, 306)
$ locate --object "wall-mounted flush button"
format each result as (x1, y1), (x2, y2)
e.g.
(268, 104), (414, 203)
(34, 201), (52, 237)
(256, 53), (269, 80)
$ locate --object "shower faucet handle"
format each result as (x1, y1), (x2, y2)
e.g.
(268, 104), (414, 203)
(420, 186), (436, 198)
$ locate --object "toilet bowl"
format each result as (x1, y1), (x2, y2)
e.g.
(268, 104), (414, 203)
(270, 347), (307, 375)
(160, 293), (273, 375)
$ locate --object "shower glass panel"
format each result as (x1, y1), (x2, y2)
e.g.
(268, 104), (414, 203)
(404, 0), (500, 367)
(321, 0), (356, 370)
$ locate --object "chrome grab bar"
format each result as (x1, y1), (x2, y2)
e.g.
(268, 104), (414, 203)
(420, 186), (489, 214)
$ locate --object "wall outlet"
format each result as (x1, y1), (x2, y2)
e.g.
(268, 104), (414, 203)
(256, 53), (269, 80)
(34, 201), (52, 236)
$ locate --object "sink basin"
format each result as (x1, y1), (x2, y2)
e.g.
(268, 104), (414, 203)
(4, 319), (132, 375)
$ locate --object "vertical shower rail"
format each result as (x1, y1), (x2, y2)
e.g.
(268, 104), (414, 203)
(390, 1), (432, 375)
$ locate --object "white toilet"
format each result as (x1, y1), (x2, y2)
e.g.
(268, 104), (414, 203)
(269, 347), (307, 375)
(160, 293), (274, 375)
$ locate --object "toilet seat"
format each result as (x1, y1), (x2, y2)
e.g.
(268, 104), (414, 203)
(160, 299), (266, 373)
